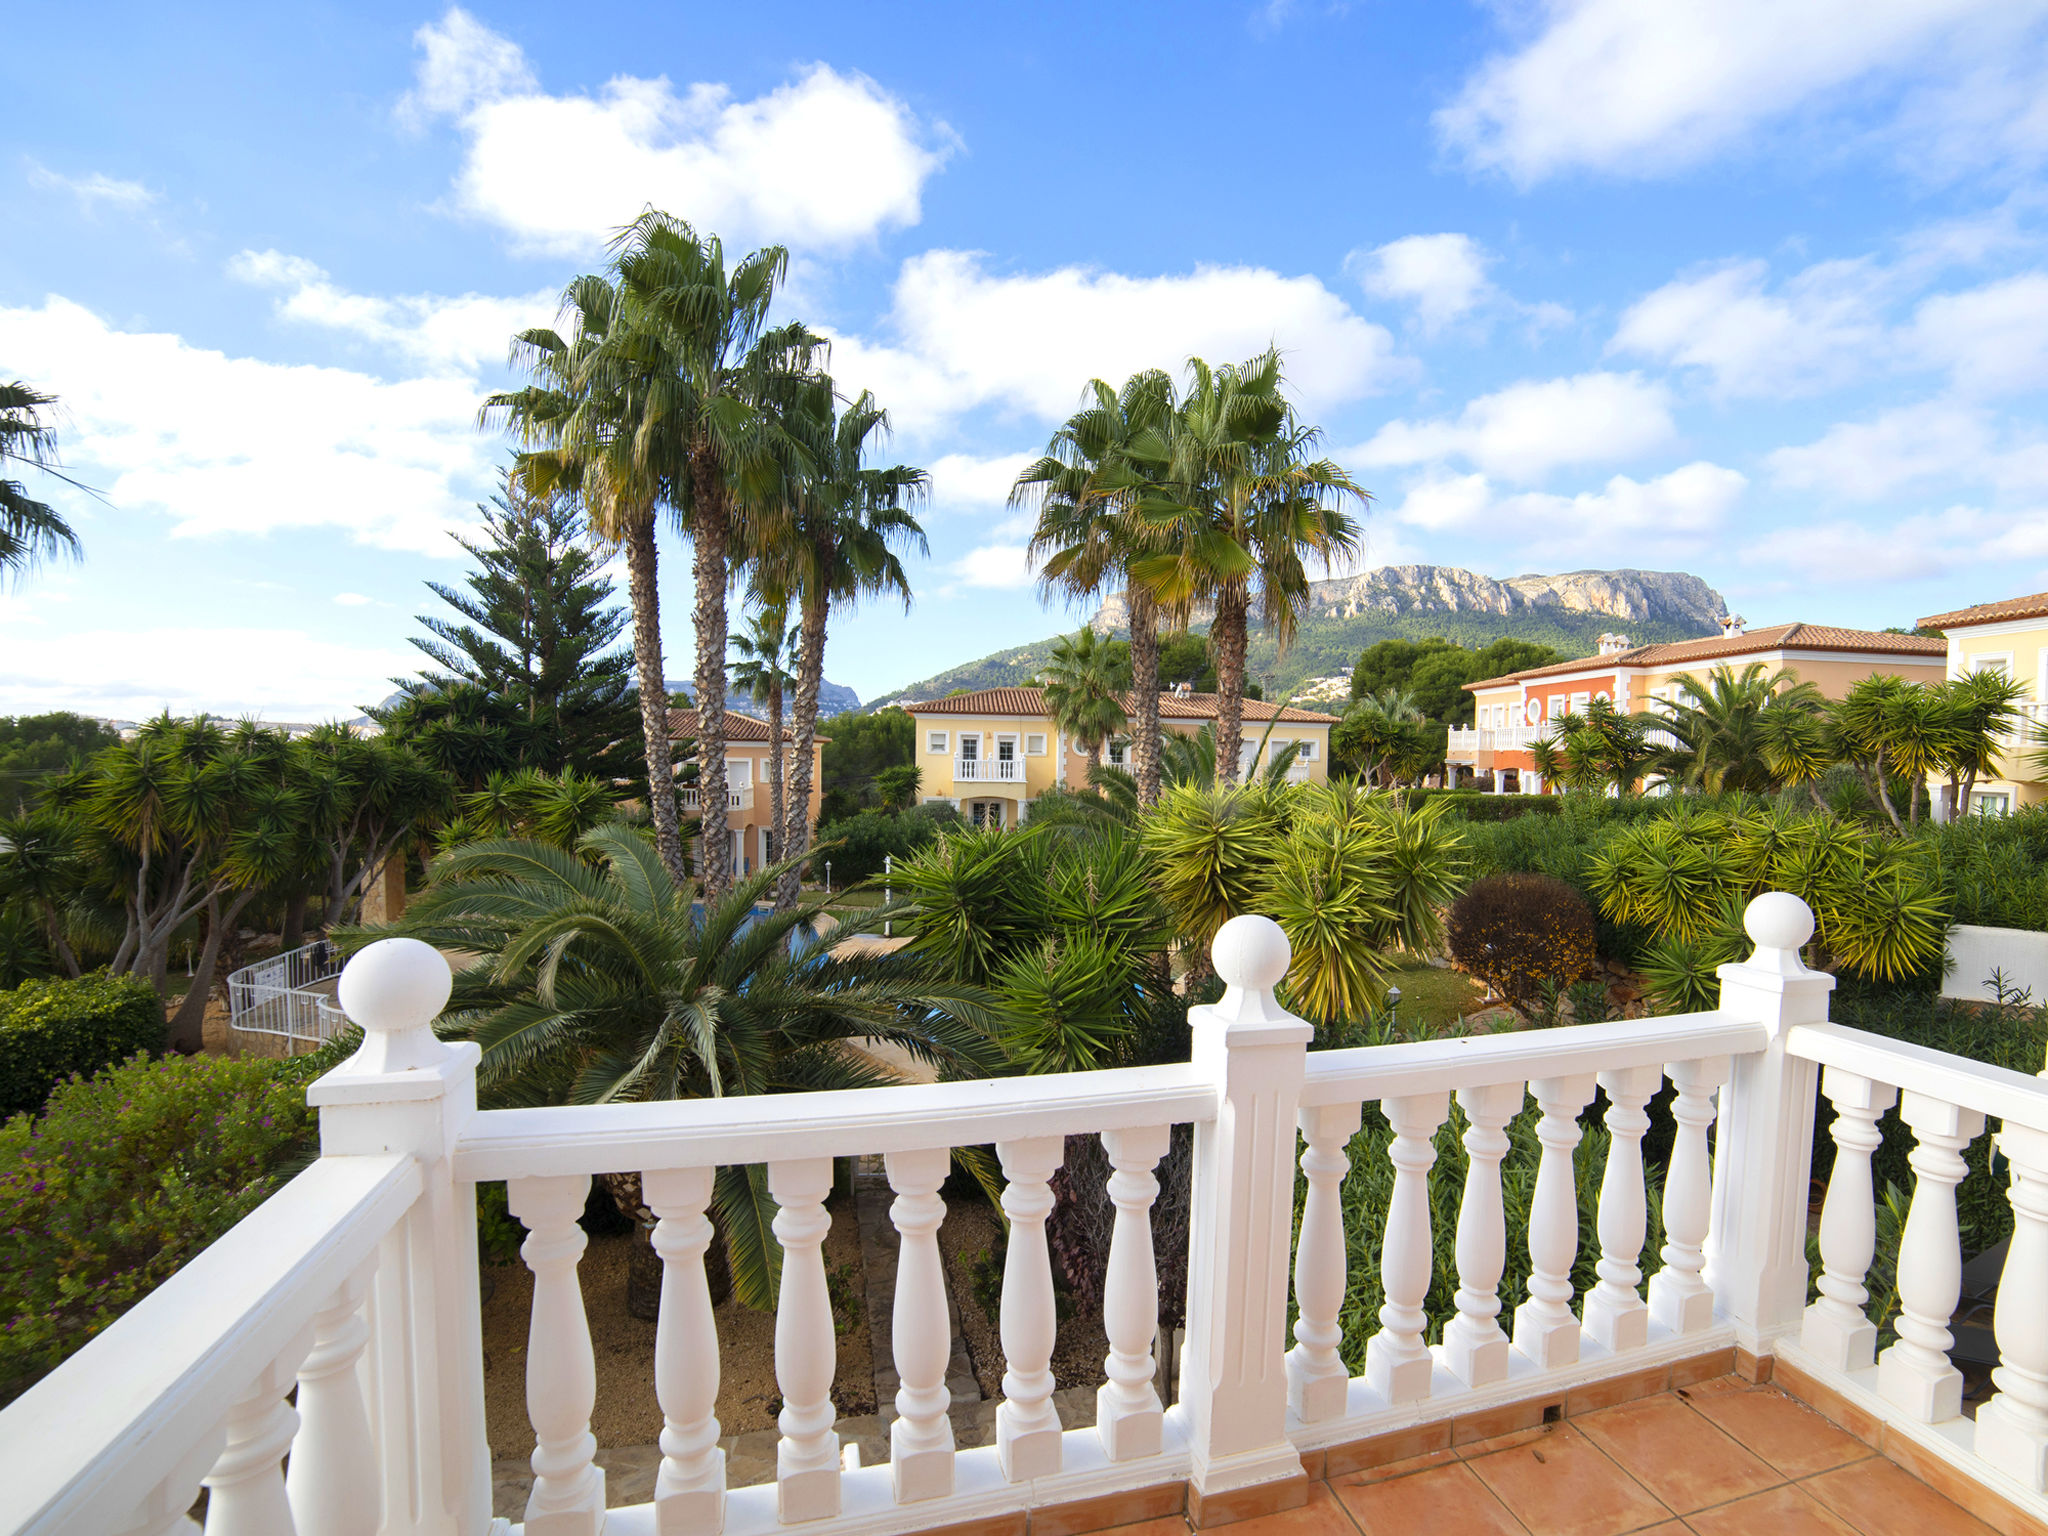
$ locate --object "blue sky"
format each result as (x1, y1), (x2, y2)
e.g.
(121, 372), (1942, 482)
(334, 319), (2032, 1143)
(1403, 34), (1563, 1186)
(6, 1), (2048, 719)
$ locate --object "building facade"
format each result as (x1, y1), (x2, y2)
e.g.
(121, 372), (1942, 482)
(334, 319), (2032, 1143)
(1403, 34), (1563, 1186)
(905, 686), (1339, 826)
(667, 708), (827, 878)
(1919, 591), (2048, 816)
(1447, 622), (1948, 793)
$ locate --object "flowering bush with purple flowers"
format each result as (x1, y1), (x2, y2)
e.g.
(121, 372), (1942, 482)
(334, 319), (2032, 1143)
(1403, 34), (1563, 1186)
(0, 1051), (313, 1405)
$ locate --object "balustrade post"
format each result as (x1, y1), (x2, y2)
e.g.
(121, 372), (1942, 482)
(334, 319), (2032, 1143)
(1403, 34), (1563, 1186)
(1649, 1056), (1730, 1337)
(1799, 1068), (1897, 1370)
(203, 1335), (313, 1536)
(996, 1135), (1064, 1481)
(1288, 1101), (1363, 1420)
(769, 1157), (842, 1523)
(1978, 1123), (2048, 1489)
(1178, 916), (1314, 1506)
(1098, 1124), (1172, 1460)
(286, 1261), (379, 1536)
(509, 1175), (605, 1536)
(1366, 1092), (1450, 1403)
(1583, 1064), (1663, 1354)
(1444, 1081), (1523, 1387)
(308, 937), (489, 1536)
(1705, 894), (1832, 1358)
(886, 1146), (957, 1501)
(1876, 1091), (1984, 1423)
(644, 1166), (724, 1536)
(1513, 1074), (1597, 1370)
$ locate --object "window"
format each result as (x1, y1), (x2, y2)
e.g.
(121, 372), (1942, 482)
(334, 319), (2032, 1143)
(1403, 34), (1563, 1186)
(1026, 733), (1046, 755)
(1571, 692), (1590, 712)
(1972, 654), (2013, 678)
(729, 758), (752, 787)
(1976, 793), (2013, 817)
(1549, 694), (1567, 719)
(927, 730), (948, 755)
(1267, 737), (1292, 759)
(1296, 740), (1317, 761)
(958, 735), (979, 761)
(996, 735), (1017, 762)
(1108, 739), (1127, 766)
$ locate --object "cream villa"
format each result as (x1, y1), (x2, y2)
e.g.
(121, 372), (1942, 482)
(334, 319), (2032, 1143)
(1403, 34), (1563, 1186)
(1447, 621), (1948, 793)
(667, 707), (826, 877)
(905, 686), (1339, 825)
(1920, 590), (2048, 816)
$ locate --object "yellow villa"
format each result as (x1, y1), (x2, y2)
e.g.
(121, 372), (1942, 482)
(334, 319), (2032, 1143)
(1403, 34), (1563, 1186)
(904, 685), (1339, 826)
(1920, 590), (2048, 816)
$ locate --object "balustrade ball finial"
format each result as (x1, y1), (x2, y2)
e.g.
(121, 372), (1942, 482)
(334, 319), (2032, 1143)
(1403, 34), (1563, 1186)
(336, 937), (455, 1072)
(1744, 892), (1814, 960)
(1212, 914), (1290, 994)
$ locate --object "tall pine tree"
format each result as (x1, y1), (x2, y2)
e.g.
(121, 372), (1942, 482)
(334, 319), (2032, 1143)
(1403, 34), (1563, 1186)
(382, 475), (643, 786)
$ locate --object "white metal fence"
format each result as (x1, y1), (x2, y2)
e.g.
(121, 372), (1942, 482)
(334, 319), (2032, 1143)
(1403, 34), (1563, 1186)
(224, 939), (348, 1050)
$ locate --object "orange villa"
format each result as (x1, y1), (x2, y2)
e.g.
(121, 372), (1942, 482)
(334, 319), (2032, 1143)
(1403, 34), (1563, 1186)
(1447, 620), (1948, 793)
(667, 707), (827, 878)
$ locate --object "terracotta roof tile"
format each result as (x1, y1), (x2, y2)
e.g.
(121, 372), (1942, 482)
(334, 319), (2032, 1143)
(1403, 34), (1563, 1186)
(901, 687), (1050, 716)
(1919, 591), (2048, 630)
(1463, 622), (1945, 691)
(903, 685), (1337, 725)
(667, 708), (824, 743)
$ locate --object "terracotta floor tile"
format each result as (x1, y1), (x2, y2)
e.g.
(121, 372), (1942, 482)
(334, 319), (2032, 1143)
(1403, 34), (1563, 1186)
(1572, 1393), (1780, 1514)
(1458, 1427), (1552, 1459)
(1203, 1480), (1358, 1536)
(1802, 1455), (1998, 1536)
(1685, 1484), (1862, 1536)
(1334, 1460), (1526, 1536)
(1465, 1422), (1671, 1536)
(1683, 1385), (1873, 1480)
(1327, 1447), (1460, 1487)
(1092, 1521), (1190, 1536)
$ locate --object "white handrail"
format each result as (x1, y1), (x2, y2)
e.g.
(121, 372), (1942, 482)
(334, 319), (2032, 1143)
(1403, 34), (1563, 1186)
(1788, 1021), (2048, 1133)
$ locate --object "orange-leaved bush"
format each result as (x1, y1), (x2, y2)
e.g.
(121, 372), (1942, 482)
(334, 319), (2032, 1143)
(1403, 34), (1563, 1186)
(1446, 872), (1598, 1021)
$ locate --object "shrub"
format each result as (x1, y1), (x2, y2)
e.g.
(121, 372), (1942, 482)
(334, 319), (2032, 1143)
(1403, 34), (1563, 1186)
(809, 802), (962, 885)
(1411, 790), (1562, 822)
(0, 972), (165, 1116)
(0, 1051), (315, 1404)
(1446, 873), (1598, 1020)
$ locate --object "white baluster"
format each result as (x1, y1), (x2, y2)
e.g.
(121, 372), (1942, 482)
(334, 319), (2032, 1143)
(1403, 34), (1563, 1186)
(1877, 1092), (1984, 1423)
(1513, 1073), (1597, 1370)
(996, 1136), (1064, 1481)
(1583, 1064), (1663, 1354)
(287, 1262), (378, 1536)
(770, 1157), (841, 1521)
(885, 1146), (956, 1502)
(509, 1175), (605, 1536)
(1289, 1101), (1363, 1420)
(645, 1166), (724, 1536)
(204, 1333), (312, 1536)
(1979, 1124), (2048, 1489)
(1648, 1056), (1730, 1337)
(1443, 1081), (1523, 1387)
(1799, 1068), (1897, 1370)
(1097, 1124), (1171, 1461)
(1366, 1091), (1449, 1404)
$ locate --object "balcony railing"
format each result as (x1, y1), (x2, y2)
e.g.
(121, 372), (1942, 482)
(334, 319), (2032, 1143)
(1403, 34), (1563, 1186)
(11, 897), (2048, 1535)
(224, 938), (348, 1050)
(1446, 722), (1555, 757)
(954, 756), (1023, 783)
(680, 784), (753, 811)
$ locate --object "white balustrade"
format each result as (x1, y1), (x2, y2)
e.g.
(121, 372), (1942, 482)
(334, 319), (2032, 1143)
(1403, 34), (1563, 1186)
(1289, 1102), (1362, 1420)
(203, 1336), (311, 1536)
(1365, 1092), (1449, 1404)
(1513, 1074), (1597, 1369)
(646, 1166), (725, 1536)
(1097, 1124), (1170, 1461)
(1443, 1082), (1523, 1388)
(770, 1157), (842, 1522)
(996, 1136), (1064, 1481)
(285, 1263), (378, 1536)
(1582, 1064), (1662, 1354)
(1800, 1068), (1897, 1370)
(510, 1175), (606, 1536)
(886, 1146), (957, 1502)
(1980, 1124), (2048, 1489)
(1648, 1056), (1729, 1337)
(1877, 1091), (1985, 1423)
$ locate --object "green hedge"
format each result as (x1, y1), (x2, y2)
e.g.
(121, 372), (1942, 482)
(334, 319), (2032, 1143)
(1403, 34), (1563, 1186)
(1408, 790), (1563, 822)
(0, 973), (165, 1117)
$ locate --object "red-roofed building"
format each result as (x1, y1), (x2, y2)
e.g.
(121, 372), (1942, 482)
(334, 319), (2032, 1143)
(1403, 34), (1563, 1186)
(668, 708), (828, 877)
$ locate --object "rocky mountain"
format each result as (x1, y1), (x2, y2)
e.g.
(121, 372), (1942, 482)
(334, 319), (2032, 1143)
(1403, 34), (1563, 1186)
(870, 566), (1729, 707)
(666, 678), (862, 717)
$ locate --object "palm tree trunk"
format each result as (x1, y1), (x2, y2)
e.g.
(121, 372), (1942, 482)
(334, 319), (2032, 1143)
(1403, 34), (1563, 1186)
(1211, 582), (1251, 783)
(691, 457), (732, 898)
(779, 593), (829, 911)
(625, 511), (689, 887)
(767, 678), (786, 865)
(1128, 586), (1163, 807)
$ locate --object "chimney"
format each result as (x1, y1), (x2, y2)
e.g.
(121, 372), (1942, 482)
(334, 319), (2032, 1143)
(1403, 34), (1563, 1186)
(1597, 632), (1631, 656)
(1174, 681), (1192, 699)
(1720, 614), (1746, 638)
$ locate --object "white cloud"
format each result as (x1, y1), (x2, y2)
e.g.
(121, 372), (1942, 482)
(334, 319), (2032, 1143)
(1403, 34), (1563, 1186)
(229, 248), (556, 375)
(332, 592), (375, 606)
(1354, 371), (1675, 483)
(25, 159), (160, 213)
(1767, 400), (1994, 497)
(1350, 234), (1496, 331)
(945, 544), (1034, 591)
(1743, 502), (2048, 581)
(0, 625), (415, 721)
(404, 7), (948, 254)
(1389, 463), (1745, 549)
(1436, 0), (2048, 183)
(831, 251), (1405, 437)
(927, 451), (1036, 511)
(3, 296), (494, 556)
(1912, 272), (2048, 393)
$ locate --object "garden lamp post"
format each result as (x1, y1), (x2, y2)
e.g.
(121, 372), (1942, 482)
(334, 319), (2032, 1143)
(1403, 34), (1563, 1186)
(825, 860), (832, 896)
(1385, 984), (1401, 1030)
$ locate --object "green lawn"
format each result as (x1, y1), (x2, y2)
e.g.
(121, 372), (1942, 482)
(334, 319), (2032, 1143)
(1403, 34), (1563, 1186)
(1382, 960), (1490, 1035)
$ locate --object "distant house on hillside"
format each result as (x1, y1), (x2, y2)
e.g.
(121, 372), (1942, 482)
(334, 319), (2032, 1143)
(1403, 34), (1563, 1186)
(1447, 620), (1946, 794)
(904, 686), (1339, 828)
(1918, 590), (2048, 817)
(667, 708), (827, 879)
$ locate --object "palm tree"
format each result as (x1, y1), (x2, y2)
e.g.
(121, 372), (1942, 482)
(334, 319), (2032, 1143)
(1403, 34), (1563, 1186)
(731, 600), (799, 862)
(1016, 372), (1175, 805)
(757, 389), (925, 910)
(1040, 627), (1130, 769)
(1, 380), (86, 581)
(607, 213), (830, 899)
(484, 272), (693, 886)
(392, 824), (1005, 1306)
(1651, 665), (1824, 793)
